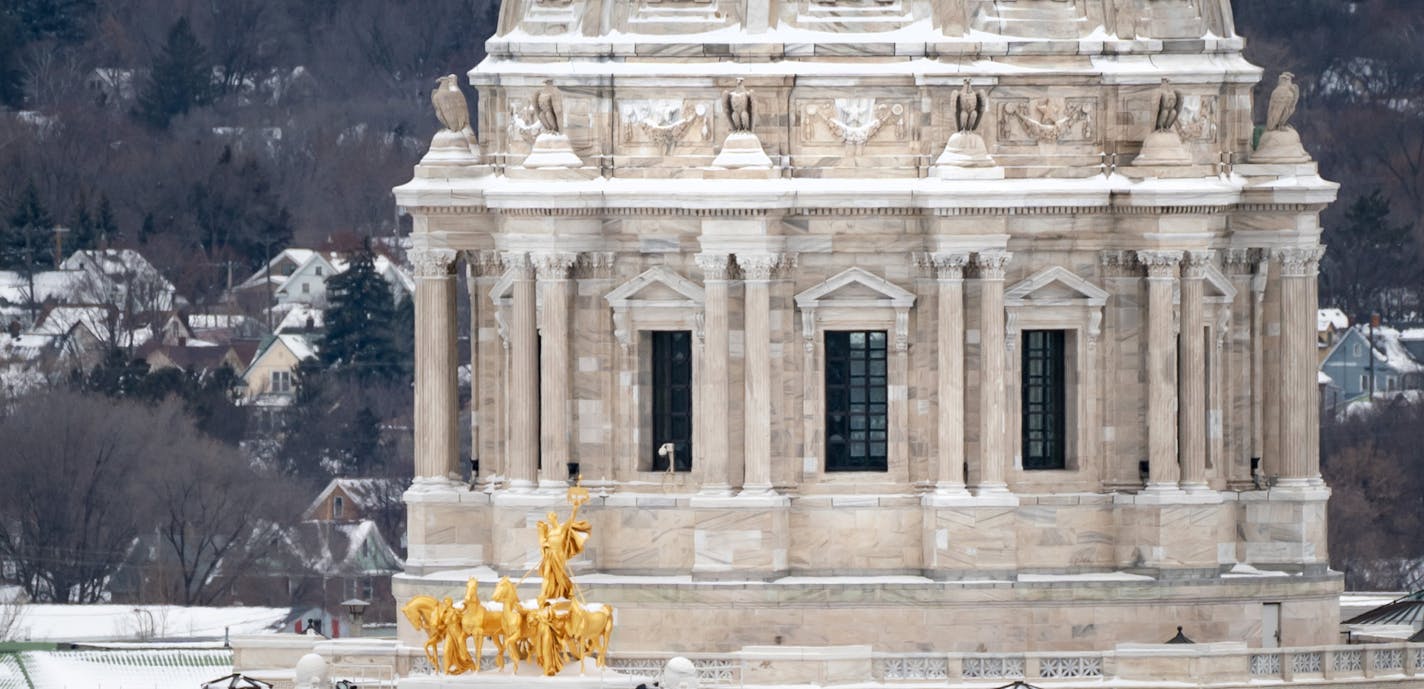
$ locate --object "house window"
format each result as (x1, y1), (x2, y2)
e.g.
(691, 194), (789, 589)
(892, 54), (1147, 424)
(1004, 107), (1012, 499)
(302, 282), (310, 294)
(333, 496), (344, 519)
(1021, 329), (1067, 470)
(825, 330), (888, 472)
(316, 267), (323, 276)
(1352, 343), (1361, 357)
(1360, 374), (1369, 393)
(271, 370), (292, 393)
(651, 331), (693, 472)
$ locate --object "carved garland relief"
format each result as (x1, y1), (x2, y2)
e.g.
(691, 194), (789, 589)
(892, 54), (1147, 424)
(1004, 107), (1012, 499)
(618, 99), (713, 154)
(799, 98), (908, 149)
(996, 97), (1097, 144)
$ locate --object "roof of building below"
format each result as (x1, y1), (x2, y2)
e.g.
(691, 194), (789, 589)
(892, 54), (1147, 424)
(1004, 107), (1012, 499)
(1344, 590), (1424, 626)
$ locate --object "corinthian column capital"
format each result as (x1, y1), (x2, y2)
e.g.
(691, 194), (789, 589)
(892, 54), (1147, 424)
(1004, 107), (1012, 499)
(931, 252), (972, 280)
(1136, 250), (1183, 279)
(1273, 246), (1326, 277)
(696, 252), (732, 281)
(735, 253), (782, 281)
(532, 251), (579, 280)
(973, 250), (1012, 280)
(1181, 250), (1214, 279)
(410, 248), (458, 279)
(501, 251), (533, 278)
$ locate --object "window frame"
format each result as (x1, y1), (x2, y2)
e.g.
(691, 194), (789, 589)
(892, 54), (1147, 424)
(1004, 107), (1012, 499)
(650, 330), (694, 472)
(1020, 329), (1067, 471)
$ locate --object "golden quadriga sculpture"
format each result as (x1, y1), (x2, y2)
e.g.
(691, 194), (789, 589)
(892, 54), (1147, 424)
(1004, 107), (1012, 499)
(402, 482), (614, 677)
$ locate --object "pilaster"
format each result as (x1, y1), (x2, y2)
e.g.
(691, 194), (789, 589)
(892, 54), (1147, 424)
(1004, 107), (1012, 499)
(411, 248), (461, 488)
(973, 250), (1014, 502)
(534, 251), (579, 489)
(504, 251), (539, 491)
(1274, 246), (1326, 488)
(1138, 250), (1183, 495)
(736, 252), (780, 496)
(932, 252), (970, 496)
(695, 253), (735, 496)
(1178, 250), (1211, 493)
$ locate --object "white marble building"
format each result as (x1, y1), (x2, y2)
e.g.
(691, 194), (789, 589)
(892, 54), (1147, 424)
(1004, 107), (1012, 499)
(392, 0), (1339, 656)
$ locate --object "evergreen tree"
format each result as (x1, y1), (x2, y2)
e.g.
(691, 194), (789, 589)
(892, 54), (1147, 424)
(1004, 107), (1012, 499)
(275, 358), (338, 483)
(339, 406), (386, 475)
(138, 212), (155, 245)
(70, 192), (96, 252)
(321, 244), (402, 383)
(136, 17), (213, 129)
(6, 0), (96, 43)
(0, 13), (24, 108)
(2, 182), (54, 321)
(1322, 189), (1418, 322)
(95, 194), (118, 247)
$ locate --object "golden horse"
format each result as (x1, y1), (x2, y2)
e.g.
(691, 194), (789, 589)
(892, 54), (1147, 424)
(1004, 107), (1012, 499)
(492, 577), (531, 672)
(401, 595), (446, 671)
(460, 578), (504, 671)
(566, 602), (614, 670)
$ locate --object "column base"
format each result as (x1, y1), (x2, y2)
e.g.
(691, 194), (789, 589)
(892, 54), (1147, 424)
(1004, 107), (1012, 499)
(537, 478), (571, 492)
(739, 484), (778, 498)
(969, 484), (1019, 506)
(407, 476), (466, 494)
(505, 479), (537, 493)
(695, 484), (736, 498)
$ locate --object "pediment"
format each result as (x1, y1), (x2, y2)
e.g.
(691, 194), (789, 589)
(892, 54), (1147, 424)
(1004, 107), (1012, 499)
(1005, 266), (1108, 307)
(795, 267), (915, 309)
(605, 266), (703, 308)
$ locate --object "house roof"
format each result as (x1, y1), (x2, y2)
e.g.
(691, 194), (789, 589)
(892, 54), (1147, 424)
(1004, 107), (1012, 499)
(302, 477), (404, 520)
(138, 341), (240, 372)
(276, 305), (324, 333)
(1345, 590), (1424, 626)
(245, 334), (317, 376)
(1318, 308), (1349, 332)
(0, 270), (86, 306)
(236, 249), (319, 291)
(31, 305), (115, 340)
(266, 520), (403, 577)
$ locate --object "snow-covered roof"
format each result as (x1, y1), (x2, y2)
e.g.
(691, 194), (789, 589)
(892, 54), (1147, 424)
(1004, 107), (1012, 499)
(7, 605), (288, 643)
(0, 649), (234, 689)
(279, 333), (317, 361)
(1368, 326), (1424, 375)
(30, 305), (114, 340)
(188, 314), (257, 331)
(0, 270), (86, 305)
(1319, 370), (1333, 385)
(236, 249), (320, 290)
(269, 520), (402, 577)
(276, 305), (324, 333)
(303, 478), (404, 519)
(1318, 308), (1349, 332)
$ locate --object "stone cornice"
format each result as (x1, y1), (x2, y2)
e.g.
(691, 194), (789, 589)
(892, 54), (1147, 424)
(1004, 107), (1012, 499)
(406, 203), (1330, 219)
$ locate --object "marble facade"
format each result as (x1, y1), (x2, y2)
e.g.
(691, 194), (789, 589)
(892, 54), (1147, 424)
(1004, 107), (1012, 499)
(393, 0), (1339, 658)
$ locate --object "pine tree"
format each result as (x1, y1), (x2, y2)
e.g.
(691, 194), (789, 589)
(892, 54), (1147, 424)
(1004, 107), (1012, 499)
(70, 192), (95, 252)
(95, 194), (118, 247)
(1322, 189), (1418, 322)
(0, 13), (24, 108)
(136, 17), (213, 129)
(3, 182), (54, 321)
(321, 244), (402, 383)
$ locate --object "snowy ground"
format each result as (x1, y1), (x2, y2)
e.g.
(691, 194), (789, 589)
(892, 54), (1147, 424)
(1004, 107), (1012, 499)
(6, 605), (288, 643)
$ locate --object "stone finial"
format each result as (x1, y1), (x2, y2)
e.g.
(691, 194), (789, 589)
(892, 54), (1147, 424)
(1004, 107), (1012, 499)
(534, 79), (563, 134)
(930, 252), (971, 280)
(1265, 72), (1299, 132)
(973, 250), (1012, 279)
(1273, 246), (1325, 277)
(695, 252), (732, 280)
(951, 78), (987, 133)
(293, 653), (330, 689)
(410, 248), (458, 278)
(532, 251), (579, 280)
(722, 78), (754, 132)
(661, 656), (699, 689)
(1154, 78), (1183, 132)
(1136, 250), (1184, 279)
(735, 253), (781, 281)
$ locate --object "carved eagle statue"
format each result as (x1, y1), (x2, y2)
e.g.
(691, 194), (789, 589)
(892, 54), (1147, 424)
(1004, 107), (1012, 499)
(431, 74), (470, 133)
(950, 78), (987, 133)
(722, 78), (754, 132)
(1265, 72), (1299, 132)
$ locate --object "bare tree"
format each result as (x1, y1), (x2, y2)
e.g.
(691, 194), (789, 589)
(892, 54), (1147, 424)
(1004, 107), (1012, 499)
(0, 390), (158, 603)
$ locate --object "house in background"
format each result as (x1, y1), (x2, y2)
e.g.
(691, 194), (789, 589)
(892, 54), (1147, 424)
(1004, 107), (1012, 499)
(1318, 308), (1349, 360)
(1320, 324), (1424, 405)
(304, 478), (404, 524)
(232, 249), (413, 317)
(59, 249), (177, 313)
(239, 334), (317, 432)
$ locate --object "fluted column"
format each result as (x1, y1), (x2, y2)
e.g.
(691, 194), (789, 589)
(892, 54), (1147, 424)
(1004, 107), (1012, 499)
(535, 252), (578, 489)
(696, 253), (734, 495)
(1139, 250), (1183, 492)
(1275, 246), (1326, 487)
(505, 252), (539, 490)
(974, 251), (1012, 496)
(1178, 250), (1211, 492)
(737, 253), (779, 495)
(412, 248), (460, 486)
(933, 252), (971, 495)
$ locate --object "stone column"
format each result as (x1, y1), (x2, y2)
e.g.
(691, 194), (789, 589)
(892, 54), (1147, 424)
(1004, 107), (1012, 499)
(1178, 250), (1211, 492)
(933, 252), (971, 495)
(412, 248), (460, 486)
(535, 252), (578, 489)
(1250, 256), (1268, 479)
(465, 258), (483, 484)
(1275, 246), (1326, 487)
(974, 250), (1012, 497)
(505, 252), (539, 490)
(737, 253), (779, 495)
(1139, 250), (1183, 492)
(696, 252), (734, 495)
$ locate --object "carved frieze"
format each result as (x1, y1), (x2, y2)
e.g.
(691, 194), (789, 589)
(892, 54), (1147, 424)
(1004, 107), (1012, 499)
(800, 98), (908, 150)
(508, 100), (545, 144)
(619, 99), (712, 154)
(996, 97), (1096, 145)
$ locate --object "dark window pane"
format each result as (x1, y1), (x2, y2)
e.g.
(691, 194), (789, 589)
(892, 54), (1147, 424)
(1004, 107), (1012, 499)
(1021, 329), (1066, 470)
(824, 330), (889, 472)
(652, 331), (694, 471)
